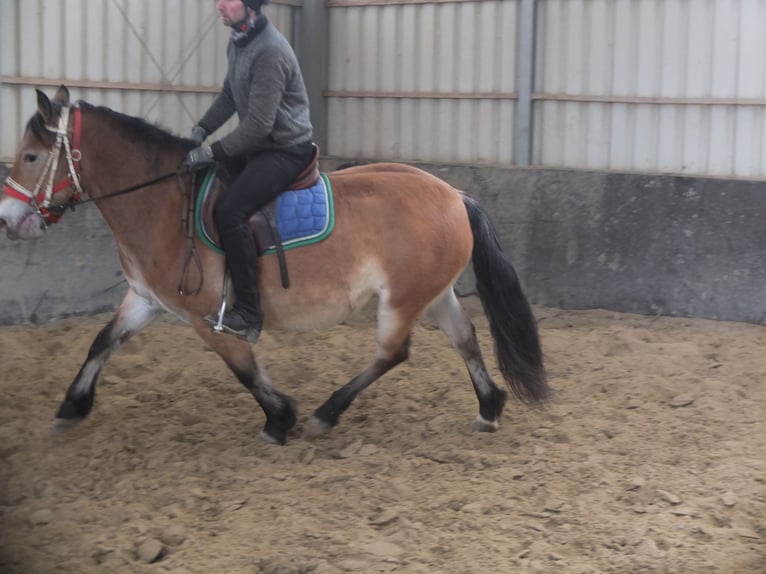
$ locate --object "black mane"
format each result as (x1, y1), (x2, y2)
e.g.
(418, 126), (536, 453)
(81, 102), (197, 152)
(26, 100), (196, 153)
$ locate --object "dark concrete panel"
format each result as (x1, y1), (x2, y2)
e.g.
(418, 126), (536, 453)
(513, 171), (766, 323)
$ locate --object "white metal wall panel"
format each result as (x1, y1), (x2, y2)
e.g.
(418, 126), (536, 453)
(1, 0), (296, 162)
(1, 2), (20, 161)
(536, 0), (766, 177)
(327, 1), (518, 165)
(4, 0), (766, 178)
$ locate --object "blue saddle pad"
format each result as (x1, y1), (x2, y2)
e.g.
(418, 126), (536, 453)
(271, 174), (333, 251)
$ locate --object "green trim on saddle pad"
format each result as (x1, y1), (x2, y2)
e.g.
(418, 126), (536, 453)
(195, 167), (222, 254)
(194, 170), (335, 256)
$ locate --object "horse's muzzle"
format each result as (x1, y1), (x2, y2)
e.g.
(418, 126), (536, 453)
(0, 211), (45, 240)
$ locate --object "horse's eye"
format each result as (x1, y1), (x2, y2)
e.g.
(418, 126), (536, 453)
(23, 152), (39, 164)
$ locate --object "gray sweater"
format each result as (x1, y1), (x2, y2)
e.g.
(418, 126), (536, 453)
(199, 17), (313, 159)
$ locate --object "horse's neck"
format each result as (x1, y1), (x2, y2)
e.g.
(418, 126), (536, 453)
(80, 116), (188, 254)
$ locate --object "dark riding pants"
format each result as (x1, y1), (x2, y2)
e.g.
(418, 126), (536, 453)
(213, 141), (315, 232)
(213, 141), (314, 323)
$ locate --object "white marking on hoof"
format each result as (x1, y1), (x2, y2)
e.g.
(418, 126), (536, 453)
(303, 416), (332, 439)
(51, 418), (84, 435)
(474, 414), (500, 433)
(258, 430), (283, 445)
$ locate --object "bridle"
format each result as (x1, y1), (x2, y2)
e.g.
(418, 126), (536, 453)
(2, 104), (83, 225)
(3, 104), (190, 225)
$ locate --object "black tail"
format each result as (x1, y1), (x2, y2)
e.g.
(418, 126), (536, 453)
(463, 196), (549, 406)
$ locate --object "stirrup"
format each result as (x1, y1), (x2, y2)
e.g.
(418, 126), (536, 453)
(207, 296), (228, 333)
(204, 312), (262, 343)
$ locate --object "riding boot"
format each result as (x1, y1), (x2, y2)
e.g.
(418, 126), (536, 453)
(218, 223), (263, 342)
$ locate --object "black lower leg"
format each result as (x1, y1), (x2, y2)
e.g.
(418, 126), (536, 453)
(458, 327), (508, 422)
(312, 382), (363, 429)
(313, 347), (409, 428)
(230, 366), (296, 444)
(56, 317), (123, 419)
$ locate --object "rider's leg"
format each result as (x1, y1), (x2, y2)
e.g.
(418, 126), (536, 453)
(216, 222), (263, 341)
(213, 142), (314, 341)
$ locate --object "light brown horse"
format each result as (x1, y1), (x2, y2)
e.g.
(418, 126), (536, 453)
(0, 86), (548, 445)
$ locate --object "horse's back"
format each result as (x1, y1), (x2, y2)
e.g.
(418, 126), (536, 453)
(330, 161), (429, 177)
(328, 162), (465, 213)
(327, 163), (471, 252)
(329, 162), (451, 187)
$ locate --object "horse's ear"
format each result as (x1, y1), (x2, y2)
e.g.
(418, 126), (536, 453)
(53, 85), (70, 106)
(36, 89), (54, 124)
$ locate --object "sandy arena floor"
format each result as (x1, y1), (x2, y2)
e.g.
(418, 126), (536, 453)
(1, 297), (764, 573)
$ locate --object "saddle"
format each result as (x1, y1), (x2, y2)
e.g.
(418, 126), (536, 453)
(202, 143), (320, 253)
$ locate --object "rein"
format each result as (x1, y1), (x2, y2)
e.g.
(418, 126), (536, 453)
(49, 169), (188, 216)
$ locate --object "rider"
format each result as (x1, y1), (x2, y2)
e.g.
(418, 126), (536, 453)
(184, 0), (314, 342)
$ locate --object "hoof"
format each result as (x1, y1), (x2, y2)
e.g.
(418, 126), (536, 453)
(260, 397), (297, 446)
(51, 417), (85, 435)
(303, 416), (332, 439)
(474, 414), (500, 433)
(478, 387), (508, 423)
(56, 393), (94, 420)
(259, 429), (286, 445)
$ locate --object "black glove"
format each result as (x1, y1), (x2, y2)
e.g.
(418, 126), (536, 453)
(190, 125), (206, 145)
(183, 146), (214, 170)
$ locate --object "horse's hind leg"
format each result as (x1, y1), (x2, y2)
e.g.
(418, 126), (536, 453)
(305, 301), (414, 437)
(54, 289), (160, 430)
(190, 320), (297, 444)
(426, 288), (507, 432)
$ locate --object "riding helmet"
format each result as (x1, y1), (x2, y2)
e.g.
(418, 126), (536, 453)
(243, 0), (269, 12)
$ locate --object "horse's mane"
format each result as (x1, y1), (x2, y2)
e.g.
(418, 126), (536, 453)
(80, 102), (196, 152)
(26, 100), (196, 153)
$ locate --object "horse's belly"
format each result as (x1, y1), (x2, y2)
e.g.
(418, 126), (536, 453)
(260, 254), (382, 332)
(263, 293), (371, 332)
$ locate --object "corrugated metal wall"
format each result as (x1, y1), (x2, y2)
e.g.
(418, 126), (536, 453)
(326, 0), (518, 164)
(536, 0), (766, 178)
(0, 0), (295, 161)
(3, 0), (766, 178)
(325, 0), (766, 178)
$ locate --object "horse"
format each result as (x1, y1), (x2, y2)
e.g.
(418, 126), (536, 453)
(0, 86), (549, 445)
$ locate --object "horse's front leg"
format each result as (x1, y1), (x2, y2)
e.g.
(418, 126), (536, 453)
(189, 319), (297, 445)
(54, 289), (159, 430)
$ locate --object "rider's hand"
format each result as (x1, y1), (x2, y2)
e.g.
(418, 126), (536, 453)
(190, 125), (206, 145)
(183, 146), (214, 170)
